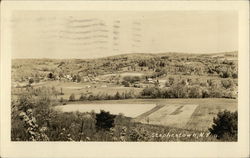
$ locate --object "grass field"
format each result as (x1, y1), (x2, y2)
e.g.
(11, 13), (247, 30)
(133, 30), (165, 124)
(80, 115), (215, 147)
(136, 104), (199, 128)
(56, 98), (237, 131)
(55, 103), (156, 117)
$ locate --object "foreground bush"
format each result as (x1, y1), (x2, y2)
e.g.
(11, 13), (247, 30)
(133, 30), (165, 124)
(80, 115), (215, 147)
(11, 94), (50, 141)
(96, 110), (116, 131)
(209, 110), (237, 141)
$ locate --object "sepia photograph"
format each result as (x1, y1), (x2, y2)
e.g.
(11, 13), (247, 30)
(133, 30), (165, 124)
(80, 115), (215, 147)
(1, 1), (249, 158)
(10, 10), (239, 142)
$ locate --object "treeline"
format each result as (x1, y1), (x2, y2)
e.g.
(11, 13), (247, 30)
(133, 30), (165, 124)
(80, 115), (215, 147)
(67, 91), (137, 102)
(141, 76), (237, 99)
(66, 78), (237, 102)
(141, 85), (236, 99)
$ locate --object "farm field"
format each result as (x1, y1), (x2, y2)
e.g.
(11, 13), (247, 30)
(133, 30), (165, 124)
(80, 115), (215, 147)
(55, 103), (156, 117)
(55, 98), (237, 131)
(136, 104), (199, 128)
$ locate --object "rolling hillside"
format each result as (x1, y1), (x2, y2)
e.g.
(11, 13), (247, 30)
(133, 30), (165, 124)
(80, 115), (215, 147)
(12, 51), (238, 83)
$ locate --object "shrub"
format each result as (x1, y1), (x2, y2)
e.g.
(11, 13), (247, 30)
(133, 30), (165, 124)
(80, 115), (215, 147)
(12, 91), (52, 141)
(209, 110), (237, 141)
(128, 127), (150, 141)
(95, 110), (116, 131)
(17, 94), (35, 112)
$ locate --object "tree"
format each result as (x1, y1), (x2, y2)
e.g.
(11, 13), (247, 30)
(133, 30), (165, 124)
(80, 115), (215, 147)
(159, 61), (165, 67)
(72, 75), (77, 82)
(188, 86), (202, 98)
(209, 110), (237, 141)
(95, 110), (115, 131)
(210, 89), (223, 98)
(138, 60), (147, 67)
(221, 79), (234, 89)
(60, 88), (64, 95)
(219, 69), (232, 78)
(121, 81), (130, 87)
(69, 93), (75, 101)
(76, 75), (81, 82)
(167, 84), (188, 98)
(168, 77), (175, 86)
(29, 78), (34, 85)
(79, 93), (86, 101)
(202, 89), (210, 98)
(124, 91), (133, 99)
(141, 87), (161, 98)
(114, 92), (121, 100)
(232, 72), (238, 79)
(59, 97), (64, 103)
(47, 72), (55, 79)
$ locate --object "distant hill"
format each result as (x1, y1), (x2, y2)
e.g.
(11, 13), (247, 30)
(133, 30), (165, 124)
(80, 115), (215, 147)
(12, 51), (238, 82)
(199, 51), (238, 59)
(96, 51), (238, 60)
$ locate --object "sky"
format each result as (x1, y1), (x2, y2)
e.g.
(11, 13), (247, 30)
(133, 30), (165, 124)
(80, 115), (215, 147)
(11, 11), (238, 59)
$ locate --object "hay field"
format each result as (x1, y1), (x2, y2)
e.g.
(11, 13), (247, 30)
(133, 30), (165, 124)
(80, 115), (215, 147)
(135, 104), (198, 128)
(55, 103), (156, 118)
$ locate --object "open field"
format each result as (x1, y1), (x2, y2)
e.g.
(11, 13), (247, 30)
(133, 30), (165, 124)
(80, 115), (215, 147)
(119, 72), (144, 77)
(55, 98), (237, 131)
(55, 103), (156, 117)
(136, 104), (199, 128)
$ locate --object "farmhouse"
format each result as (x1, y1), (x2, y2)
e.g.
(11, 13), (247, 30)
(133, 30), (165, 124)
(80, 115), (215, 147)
(66, 75), (73, 81)
(147, 78), (154, 83)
